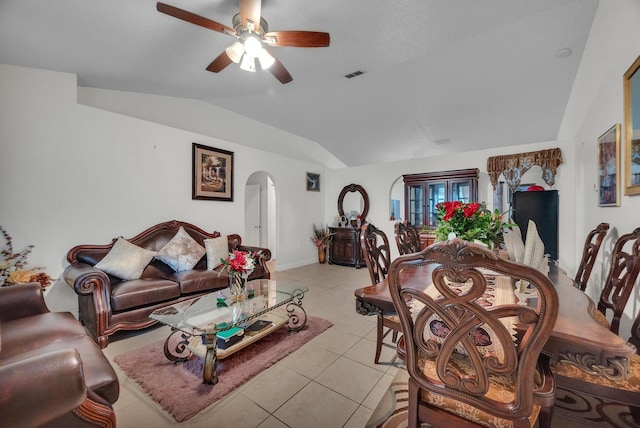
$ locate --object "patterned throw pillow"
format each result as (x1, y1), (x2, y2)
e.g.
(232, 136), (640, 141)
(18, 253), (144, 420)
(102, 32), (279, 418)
(204, 235), (229, 270)
(155, 226), (206, 272)
(95, 237), (157, 280)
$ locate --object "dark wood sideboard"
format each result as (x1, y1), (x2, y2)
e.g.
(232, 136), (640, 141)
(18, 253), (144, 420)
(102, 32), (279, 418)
(328, 226), (364, 268)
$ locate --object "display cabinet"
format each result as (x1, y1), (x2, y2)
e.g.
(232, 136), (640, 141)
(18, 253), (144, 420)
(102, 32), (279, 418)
(403, 168), (479, 229)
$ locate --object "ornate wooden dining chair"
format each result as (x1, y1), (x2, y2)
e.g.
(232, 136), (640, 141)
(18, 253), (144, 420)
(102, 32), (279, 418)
(360, 223), (402, 364)
(594, 227), (640, 335)
(552, 304), (640, 425)
(388, 239), (558, 428)
(574, 222), (609, 291)
(394, 221), (422, 255)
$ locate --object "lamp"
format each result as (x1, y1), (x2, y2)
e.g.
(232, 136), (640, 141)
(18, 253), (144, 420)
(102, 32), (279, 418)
(240, 53), (256, 72)
(225, 41), (244, 64)
(257, 48), (275, 70)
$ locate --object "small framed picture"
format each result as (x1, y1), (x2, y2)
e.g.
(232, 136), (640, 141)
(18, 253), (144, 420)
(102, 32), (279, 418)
(306, 172), (320, 191)
(192, 143), (234, 201)
(597, 123), (620, 207)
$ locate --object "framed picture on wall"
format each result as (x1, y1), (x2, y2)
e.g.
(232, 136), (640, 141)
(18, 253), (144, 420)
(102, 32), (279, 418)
(192, 143), (234, 201)
(624, 54), (640, 195)
(597, 123), (620, 207)
(306, 172), (320, 191)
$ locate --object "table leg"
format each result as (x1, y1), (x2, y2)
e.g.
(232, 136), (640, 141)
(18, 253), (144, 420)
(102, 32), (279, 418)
(202, 324), (219, 384)
(163, 328), (192, 363)
(286, 289), (308, 332)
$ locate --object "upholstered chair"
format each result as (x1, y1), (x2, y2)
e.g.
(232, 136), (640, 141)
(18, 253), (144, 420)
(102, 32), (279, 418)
(388, 239), (558, 428)
(574, 222), (609, 291)
(593, 227), (640, 335)
(552, 228), (640, 425)
(360, 223), (402, 364)
(394, 221), (422, 255)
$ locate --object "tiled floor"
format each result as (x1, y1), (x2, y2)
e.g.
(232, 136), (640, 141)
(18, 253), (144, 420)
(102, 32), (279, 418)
(101, 262), (584, 428)
(101, 262), (400, 428)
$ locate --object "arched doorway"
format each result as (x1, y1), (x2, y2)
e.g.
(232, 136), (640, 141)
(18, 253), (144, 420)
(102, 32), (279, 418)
(245, 172), (277, 260)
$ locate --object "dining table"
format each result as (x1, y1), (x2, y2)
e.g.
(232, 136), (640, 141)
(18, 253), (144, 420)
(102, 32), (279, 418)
(354, 262), (637, 381)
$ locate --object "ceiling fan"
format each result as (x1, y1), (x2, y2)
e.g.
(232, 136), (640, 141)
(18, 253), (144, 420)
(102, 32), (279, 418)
(156, 0), (330, 84)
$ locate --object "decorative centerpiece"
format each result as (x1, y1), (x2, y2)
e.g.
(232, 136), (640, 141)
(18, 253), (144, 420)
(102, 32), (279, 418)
(430, 201), (514, 249)
(219, 250), (263, 298)
(1, 226), (51, 288)
(310, 223), (333, 264)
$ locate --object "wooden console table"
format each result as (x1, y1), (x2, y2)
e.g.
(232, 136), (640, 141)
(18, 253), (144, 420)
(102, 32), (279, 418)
(328, 226), (364, 268)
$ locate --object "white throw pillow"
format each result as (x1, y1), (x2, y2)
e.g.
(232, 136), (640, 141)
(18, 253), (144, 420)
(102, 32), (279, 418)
(204, 235), (229, 270)
(155, 226), (206, 272)
(95, 237), (157, 280)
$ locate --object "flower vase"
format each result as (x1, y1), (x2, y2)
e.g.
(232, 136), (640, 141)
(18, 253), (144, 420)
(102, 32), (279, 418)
(229, 273), (247, 299)
(318, 247), (327, 264)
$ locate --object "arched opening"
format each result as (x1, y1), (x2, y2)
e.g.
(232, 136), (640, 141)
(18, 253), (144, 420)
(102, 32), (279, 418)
(245, 172), (277, 260)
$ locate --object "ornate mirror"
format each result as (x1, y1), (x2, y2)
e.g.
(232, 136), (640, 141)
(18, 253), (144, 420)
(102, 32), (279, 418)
(624, 54), (640, 195)
(337, 184), (369, 226)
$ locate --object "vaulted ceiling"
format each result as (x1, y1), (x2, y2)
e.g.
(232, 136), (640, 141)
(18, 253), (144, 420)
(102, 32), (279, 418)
(0, 0), (598, 167)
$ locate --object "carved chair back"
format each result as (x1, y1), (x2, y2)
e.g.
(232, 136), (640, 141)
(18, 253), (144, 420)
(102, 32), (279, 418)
(598, 227), (640, 335)
(574, 223), (609, 291)
(388, 239), (558, 426)
(394, 221), (421, 255)
(360, 223), (391, 285)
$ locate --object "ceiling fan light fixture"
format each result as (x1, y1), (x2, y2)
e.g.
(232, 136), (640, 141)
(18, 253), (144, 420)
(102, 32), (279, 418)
(240, 53), (256, 72)
(225, 41), (244, 63)
(243, 35), (263, 57)
(257, 48), (275, 70)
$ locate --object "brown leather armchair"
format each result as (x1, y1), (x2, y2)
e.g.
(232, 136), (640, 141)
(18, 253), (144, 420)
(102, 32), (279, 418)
(0, 283), (119, 427)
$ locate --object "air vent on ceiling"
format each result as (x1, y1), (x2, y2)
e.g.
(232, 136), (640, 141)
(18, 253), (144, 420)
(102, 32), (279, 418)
(434, 138), (452, 145)
(345, 70), (366, 79)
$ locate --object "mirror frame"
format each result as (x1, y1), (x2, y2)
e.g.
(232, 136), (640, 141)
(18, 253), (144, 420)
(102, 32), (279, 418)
(624, 54), (640, 195)
(337, 183), (369, 223)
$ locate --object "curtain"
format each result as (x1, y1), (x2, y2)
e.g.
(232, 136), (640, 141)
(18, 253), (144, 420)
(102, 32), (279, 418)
(487, 148), (563, 191)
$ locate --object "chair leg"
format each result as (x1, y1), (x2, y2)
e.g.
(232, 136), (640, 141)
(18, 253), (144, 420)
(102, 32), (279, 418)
(630, 405), (640, 425)
(375, 315), (384, 364)
(535, 355), (555, 428)
(407, 377), (419, 428)
(391, 329), (399, 343)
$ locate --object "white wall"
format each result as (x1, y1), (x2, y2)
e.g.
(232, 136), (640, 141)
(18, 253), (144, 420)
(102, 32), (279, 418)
(561, 0), (640, 339)
(0, 64), (325, 278)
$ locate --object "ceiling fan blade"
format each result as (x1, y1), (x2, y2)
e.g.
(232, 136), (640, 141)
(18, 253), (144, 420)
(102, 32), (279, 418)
(157, 2), (236, 36)
(239, 0), (261, 30)
(206, 51), (233, 73)
(268, 55), (293, 84)
(263, 31), (330, 47)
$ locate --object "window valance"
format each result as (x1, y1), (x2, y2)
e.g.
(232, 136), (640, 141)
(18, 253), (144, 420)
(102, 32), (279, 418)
(487, 148), (563, 191)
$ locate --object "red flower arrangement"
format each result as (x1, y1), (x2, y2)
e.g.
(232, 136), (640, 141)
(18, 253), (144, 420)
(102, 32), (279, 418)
(433, 201), (513, 248)
(220, 250), (263, 278)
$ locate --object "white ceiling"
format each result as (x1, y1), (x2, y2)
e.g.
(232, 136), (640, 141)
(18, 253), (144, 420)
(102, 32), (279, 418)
(0, 0), (598, 167)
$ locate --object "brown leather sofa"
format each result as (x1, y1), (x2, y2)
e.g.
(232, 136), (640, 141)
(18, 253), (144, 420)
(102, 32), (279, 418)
(63, 220), (272, 348)
(0, 283), (119, 427)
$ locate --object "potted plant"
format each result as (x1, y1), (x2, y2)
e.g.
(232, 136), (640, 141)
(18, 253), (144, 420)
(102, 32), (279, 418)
(310, 224), (333, 264)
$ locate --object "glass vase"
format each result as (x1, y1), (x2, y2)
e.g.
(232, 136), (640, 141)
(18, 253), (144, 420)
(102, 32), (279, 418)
(229, 273), (247, 299)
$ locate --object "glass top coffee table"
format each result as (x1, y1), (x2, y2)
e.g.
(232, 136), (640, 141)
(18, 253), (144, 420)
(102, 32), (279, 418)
(150, 279), (308, 384)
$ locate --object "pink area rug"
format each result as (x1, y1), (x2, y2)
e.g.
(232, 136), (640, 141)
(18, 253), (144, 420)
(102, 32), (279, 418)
(114, 316), (332, 422)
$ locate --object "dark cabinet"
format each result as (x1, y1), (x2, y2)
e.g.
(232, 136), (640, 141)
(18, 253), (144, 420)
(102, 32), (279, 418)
(404, 168), (479, 229)
(512, 190), (559, 261)
(328, 227), (364, 268)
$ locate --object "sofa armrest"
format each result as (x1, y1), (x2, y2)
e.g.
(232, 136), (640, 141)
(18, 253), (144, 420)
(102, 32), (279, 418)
(0, 282), (49, 322)
(0, 349), (87, 427)
(63, 262), (111, 297)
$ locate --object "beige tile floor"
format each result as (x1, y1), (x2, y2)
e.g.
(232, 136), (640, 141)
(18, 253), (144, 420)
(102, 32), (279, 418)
(101, 262), (584, 428)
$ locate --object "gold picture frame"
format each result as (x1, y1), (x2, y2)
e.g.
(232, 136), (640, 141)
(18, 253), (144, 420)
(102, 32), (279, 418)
(597, 124), (620, 207)
(624, 55), (640, 195)
(192, 143), (234, 201)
